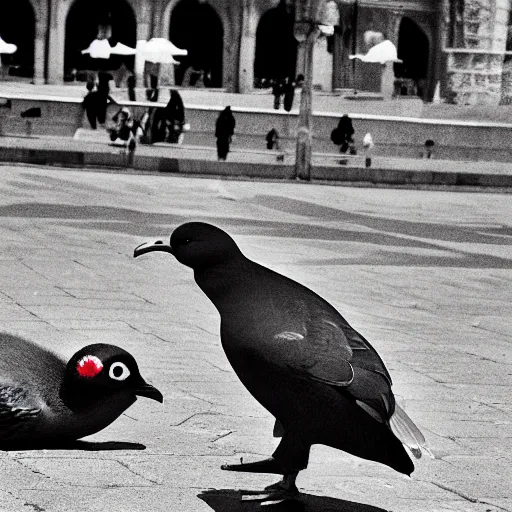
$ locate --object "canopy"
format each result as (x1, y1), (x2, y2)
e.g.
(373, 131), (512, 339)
(82, 39), (111, 59)
(110, 42), (137, 56)
(349, 40), (402, 64)
(82, 39), (136, 59)
(0, 37), (17, 55)
(140, 38), (187, 64)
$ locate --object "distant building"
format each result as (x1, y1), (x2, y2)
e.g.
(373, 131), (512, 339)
(1, 0), (512, 105)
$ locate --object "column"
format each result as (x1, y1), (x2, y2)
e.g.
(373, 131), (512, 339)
(136, 22), (151, 87)
(47, 0), (64, 84)
(33, 18), (47, 84)
(295, 25), (319, 181)
(238, 0), (257, 93)
(222, 2), (242, 93)
(332, 26), (343, 90)
(296, 41), (306, 79)
(380, 61), (394, 100)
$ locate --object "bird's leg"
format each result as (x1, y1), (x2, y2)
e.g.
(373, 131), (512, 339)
(225, 431), (308, 501)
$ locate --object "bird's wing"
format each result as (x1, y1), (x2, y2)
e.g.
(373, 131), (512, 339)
(269, 293), (355, 386)
(270, 290), (395, 423)
(0, 384), (42, 436)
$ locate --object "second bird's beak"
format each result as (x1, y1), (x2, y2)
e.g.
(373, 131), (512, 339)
(134, 239), (173, 258)
(135, 382), (164, 403)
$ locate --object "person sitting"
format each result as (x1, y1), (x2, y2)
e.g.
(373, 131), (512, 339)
(109, 107), (136, 152)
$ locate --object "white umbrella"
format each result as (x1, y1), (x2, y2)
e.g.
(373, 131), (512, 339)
(110, 42), (137, 56)
(0, 36), (17, 54)
(141, 38), (187, 64)
(81, 39), (136, 58)
(81, 39), (112, 59)
(350, 40), (402, 64)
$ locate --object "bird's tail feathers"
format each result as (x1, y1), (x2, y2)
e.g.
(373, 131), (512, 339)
(390, 404), (433, 460)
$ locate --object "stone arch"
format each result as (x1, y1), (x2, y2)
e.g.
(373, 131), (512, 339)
(394, 16), (431, 99)
(64, 0), (137, 81)
(254, 0), (297, 87)
(168, 0), (224, 87)
(0, 0), (36, 79)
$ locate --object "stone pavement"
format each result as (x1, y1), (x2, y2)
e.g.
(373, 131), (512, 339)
(0, 164), (511, 512)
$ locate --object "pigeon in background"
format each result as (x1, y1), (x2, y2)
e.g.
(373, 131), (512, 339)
(0, 333), (163, 448)
(134, 222), (429, 501)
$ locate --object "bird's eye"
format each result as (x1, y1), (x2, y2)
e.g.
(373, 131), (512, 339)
(109, 362), (131, 381)
(181, 238), (192, 245)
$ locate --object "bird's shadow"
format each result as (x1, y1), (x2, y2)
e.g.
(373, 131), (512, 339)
(0, 440), (146, 452)
(198, 489), (387, 512)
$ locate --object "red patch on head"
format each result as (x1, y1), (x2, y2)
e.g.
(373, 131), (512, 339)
(77, 355), (103, 378)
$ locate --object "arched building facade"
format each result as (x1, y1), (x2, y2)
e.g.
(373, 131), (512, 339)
(2, 0), (512, 105)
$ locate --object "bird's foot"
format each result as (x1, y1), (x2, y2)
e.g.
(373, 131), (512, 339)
(241, 475), (299, 502)
(222, 456), (285, 475)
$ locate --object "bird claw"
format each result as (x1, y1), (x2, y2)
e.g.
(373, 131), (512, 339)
(240, 481), (299, 502)
(221, 457), (285, 474)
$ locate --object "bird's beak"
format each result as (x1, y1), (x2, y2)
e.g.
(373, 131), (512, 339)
(134, 382), (164, 403)
(133, 239), (173, 258)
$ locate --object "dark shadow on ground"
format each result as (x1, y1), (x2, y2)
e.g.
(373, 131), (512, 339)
(1, 440), (146, 451)
(198, 489), (387, 512)
(1, 201), (511, 268)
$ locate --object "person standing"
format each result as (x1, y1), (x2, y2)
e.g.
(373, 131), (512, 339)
(272, 79), (283, 110)
(82, 82), (98, 129)
(163, 89), (185, 143)
(127, 75), (136, 101)
(283, 77), (296, 112)
(96, 73), (116, 128)
(215, 106), (236, 161)
(145, 62), (160, 102)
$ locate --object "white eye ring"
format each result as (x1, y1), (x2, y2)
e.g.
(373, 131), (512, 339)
(109, 362), (131, 381)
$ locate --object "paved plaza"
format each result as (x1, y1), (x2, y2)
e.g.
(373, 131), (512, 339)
(0, 164), (510, 512)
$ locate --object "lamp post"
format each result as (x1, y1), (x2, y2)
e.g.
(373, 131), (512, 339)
(293, 0), (325, 180)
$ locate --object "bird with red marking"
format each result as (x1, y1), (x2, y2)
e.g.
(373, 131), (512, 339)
(0, 333), (163, 448)
(134, 222), (430, 502)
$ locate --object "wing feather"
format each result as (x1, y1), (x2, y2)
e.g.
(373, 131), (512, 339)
(0, 384), (42, 437)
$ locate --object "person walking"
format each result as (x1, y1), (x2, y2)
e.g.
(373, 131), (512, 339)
(163, 89), (185, 143)
(215, 106), (236, 161)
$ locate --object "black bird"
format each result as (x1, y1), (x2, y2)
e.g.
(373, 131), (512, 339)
(134, 222), (428, 500)
(0, 333), (163, 448)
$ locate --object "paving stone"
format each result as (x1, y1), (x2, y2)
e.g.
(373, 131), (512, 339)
(0, 166), (510, 511)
